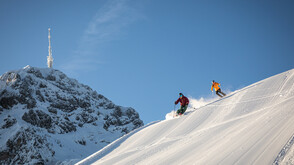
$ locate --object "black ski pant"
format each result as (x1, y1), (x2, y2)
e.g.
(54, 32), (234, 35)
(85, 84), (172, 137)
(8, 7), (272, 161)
(216, 89), (226, 97)
(177, 105), (188, 114)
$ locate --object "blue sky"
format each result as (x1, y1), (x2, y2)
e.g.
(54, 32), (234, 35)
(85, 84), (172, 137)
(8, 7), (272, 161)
(1, 0), (294, 124)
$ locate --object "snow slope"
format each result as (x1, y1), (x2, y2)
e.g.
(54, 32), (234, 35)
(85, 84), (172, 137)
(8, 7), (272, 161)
(77, 69), (294, 165)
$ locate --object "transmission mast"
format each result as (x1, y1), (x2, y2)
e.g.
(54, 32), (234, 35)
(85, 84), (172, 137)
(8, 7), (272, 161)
(47, 28), (53, 68)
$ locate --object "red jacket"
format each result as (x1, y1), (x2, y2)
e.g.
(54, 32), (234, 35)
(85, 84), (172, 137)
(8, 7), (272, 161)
(175, 95), (189, 106)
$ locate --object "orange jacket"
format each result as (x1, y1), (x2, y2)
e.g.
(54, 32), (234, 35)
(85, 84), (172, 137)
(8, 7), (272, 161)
(211, 82), (220, 91)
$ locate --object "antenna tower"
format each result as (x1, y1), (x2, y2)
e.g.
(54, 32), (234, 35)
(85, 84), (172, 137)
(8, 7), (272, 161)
(47, 28), (53, 68)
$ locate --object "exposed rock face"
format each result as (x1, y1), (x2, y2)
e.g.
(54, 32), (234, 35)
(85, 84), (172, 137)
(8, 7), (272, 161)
(2, 128), (55, 165)
(0, 66), (144, 164)
(22, 110), (53, 129)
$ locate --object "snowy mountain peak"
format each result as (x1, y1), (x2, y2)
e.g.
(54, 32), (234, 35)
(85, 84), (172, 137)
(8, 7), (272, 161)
(0, 66), (143, 164)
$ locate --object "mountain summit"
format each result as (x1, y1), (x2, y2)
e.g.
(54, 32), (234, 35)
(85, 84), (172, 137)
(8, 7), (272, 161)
(78, 69), (294, 165)
(0, 66), (143, 164)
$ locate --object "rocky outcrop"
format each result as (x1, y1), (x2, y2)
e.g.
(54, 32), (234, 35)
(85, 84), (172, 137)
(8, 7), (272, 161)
(22, 110), (52, 129)
(2, 128), (55, 164)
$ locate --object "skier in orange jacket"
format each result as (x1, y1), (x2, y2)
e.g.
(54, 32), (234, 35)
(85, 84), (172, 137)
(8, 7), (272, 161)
(211, 80), (226, 98)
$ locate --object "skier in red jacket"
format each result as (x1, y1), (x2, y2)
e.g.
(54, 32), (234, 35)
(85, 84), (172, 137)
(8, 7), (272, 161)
(175, 93), (189, 115)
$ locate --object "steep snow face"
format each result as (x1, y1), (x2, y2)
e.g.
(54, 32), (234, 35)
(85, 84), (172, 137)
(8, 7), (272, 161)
(78, 69), (294, 165)
(0, 66), (143, 164)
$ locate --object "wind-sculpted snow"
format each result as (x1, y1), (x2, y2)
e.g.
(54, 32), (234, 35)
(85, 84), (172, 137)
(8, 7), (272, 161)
(0, 66), (143, 164)
(79, 69), (294, 165)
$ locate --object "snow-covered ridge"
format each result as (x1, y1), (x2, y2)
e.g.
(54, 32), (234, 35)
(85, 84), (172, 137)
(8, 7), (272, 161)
(78, 68), (294, 165)
(0, 66), (143, 164)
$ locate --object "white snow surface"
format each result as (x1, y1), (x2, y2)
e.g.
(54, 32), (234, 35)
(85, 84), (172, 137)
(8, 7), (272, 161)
(78, 69), (294, 165)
